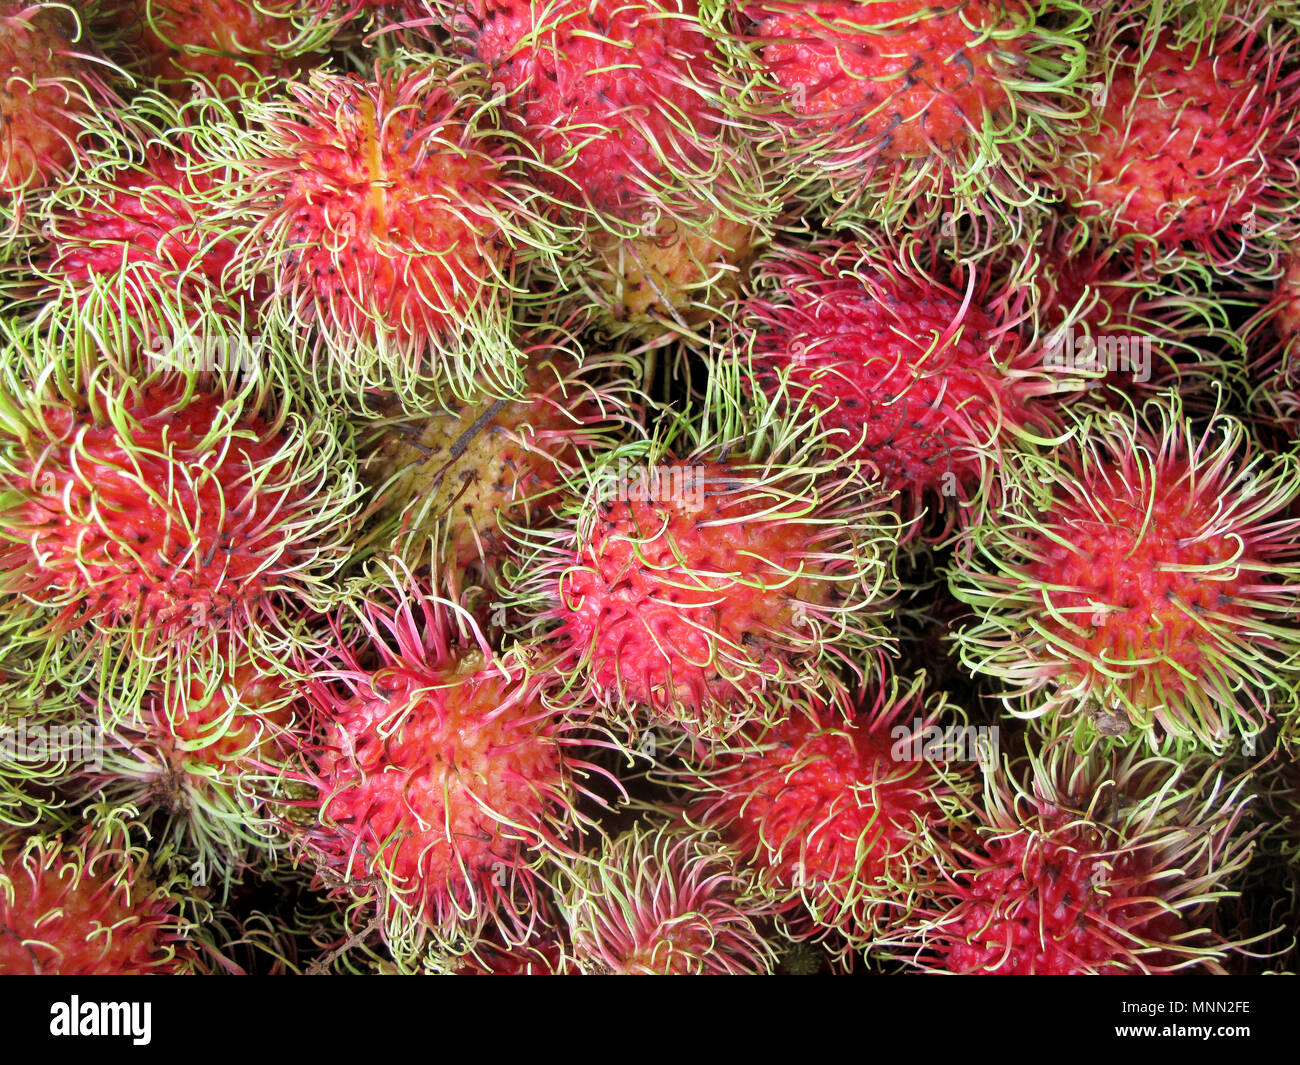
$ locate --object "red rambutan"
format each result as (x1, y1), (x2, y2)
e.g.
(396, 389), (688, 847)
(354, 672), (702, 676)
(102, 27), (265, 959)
(724, 0), (1090, 234)
(296, 567), (604, 947)
(0, 332), (361, 690)
(679, 675), (978, 960)
(554, 821), (777, 974)
(99, 0), (329, 97)
(0, 822), (199, 974)
(237, 58), (569, 406)
(949, 395), (1300, 751)
(1057, 8), (1300, 271)
(890, 733), (1259, 974)
(502, 394), (901, 743)
(0, 1), (122, 250)
(740, 236), (1059, 532)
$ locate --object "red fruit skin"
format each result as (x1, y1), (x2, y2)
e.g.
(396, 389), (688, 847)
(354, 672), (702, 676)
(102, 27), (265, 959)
(0, 836), (194, 974)
(746, 245), (1049, 521)
(936, 811), (1190, 975)
(555, 460), (834, 726)
(0, 2), (112, 197)
(41, 147), (257, 330)
(693, 688), (964, 946)
(304, 609), (571, 931)
(102, 0), (320, 94)
(265, 70), (513, 349)
(743, 0), (1019, 161)
(1062, 34), (1300, 251)
(1026, 462), (1256, 709)
(0, 382), (308, 643)
(460, 0), (727, 217)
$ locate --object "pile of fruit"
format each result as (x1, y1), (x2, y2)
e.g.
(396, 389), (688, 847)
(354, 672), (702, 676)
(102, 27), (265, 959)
(1, 0), (1298, 975)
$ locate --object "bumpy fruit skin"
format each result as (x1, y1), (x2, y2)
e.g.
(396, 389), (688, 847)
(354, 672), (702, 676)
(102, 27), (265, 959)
(1059, 27), (1300, 261)
(458, 0), (729, 219)
(0, 368), (355, 664)
(85, 654), (299, 882)
(587, 211), (754, 337)
(744, 240), (1052, 526)
(0, 832), (196, 974)
(542, 456), (882, 739)
(744, 0), (1017, 161)
(36, 142), (259, 343)
(300, 582), (580, 941)
(361, 353), (619, 579)
(896, 738), (1256, 974)
(950, 399), (1300, 750)
(270, 71), (506, 343)
(726, 0), (1086, 234)
(686, 680), (974, 954)
(101, 0), (324, 95)
(245, 62), (558, 403)
(0, 2), (118, 242)
(557, 823), (776, 975)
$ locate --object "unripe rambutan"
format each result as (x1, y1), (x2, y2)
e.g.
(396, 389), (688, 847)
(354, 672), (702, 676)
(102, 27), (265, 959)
(584, 205), (759, 342)
(0, 1), (123, 252)
(723, 0), (1090, 235)
(889, 733), (1258, 974)
(502, 389), (901, 744)
(359, 344), (642, 589)
(677, 675), (978, 960)
(237, 58), (570, 407)
(0, 329), (361, 692)
(0, 822), (200, 974)
(949, 396), (1300, 751)
(99, 0), (330, 97)
(296, 567), (604, 947)
(740, 237), (1060, 533)
(1057, 9), (1300, 271)
(554, 821), (777, 974)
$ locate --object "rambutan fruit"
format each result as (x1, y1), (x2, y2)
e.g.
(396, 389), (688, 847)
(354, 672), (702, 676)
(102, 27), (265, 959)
(236, 57), (571, 408)
(78, 650), (303, 892)
(722, 0), (1090, 236)
(582, 203), (760, 342)
(359, 343), (643, 591)
(553, 821), (777, 974)
(0, 1), (123, 254)
(295, 566), (606, 949)
(738, 236), (1060, 534)
(1245, 240), (1300, 436)
(677, 674), (978, 962)
(99, 0), (330, 98)
(1023, 217), (1243, 414)
(889, 733), (1259, 974)
(452, 0), (742, 221)
(449, 0), (774, 340)
(0, 327), (362, 694)
(0, 821), (200, 974)
(948, 395), (1300, 752)
(14, 91), (267, 358)
(501, 386), (902, 744)
(1056, 7), (1300, 271)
